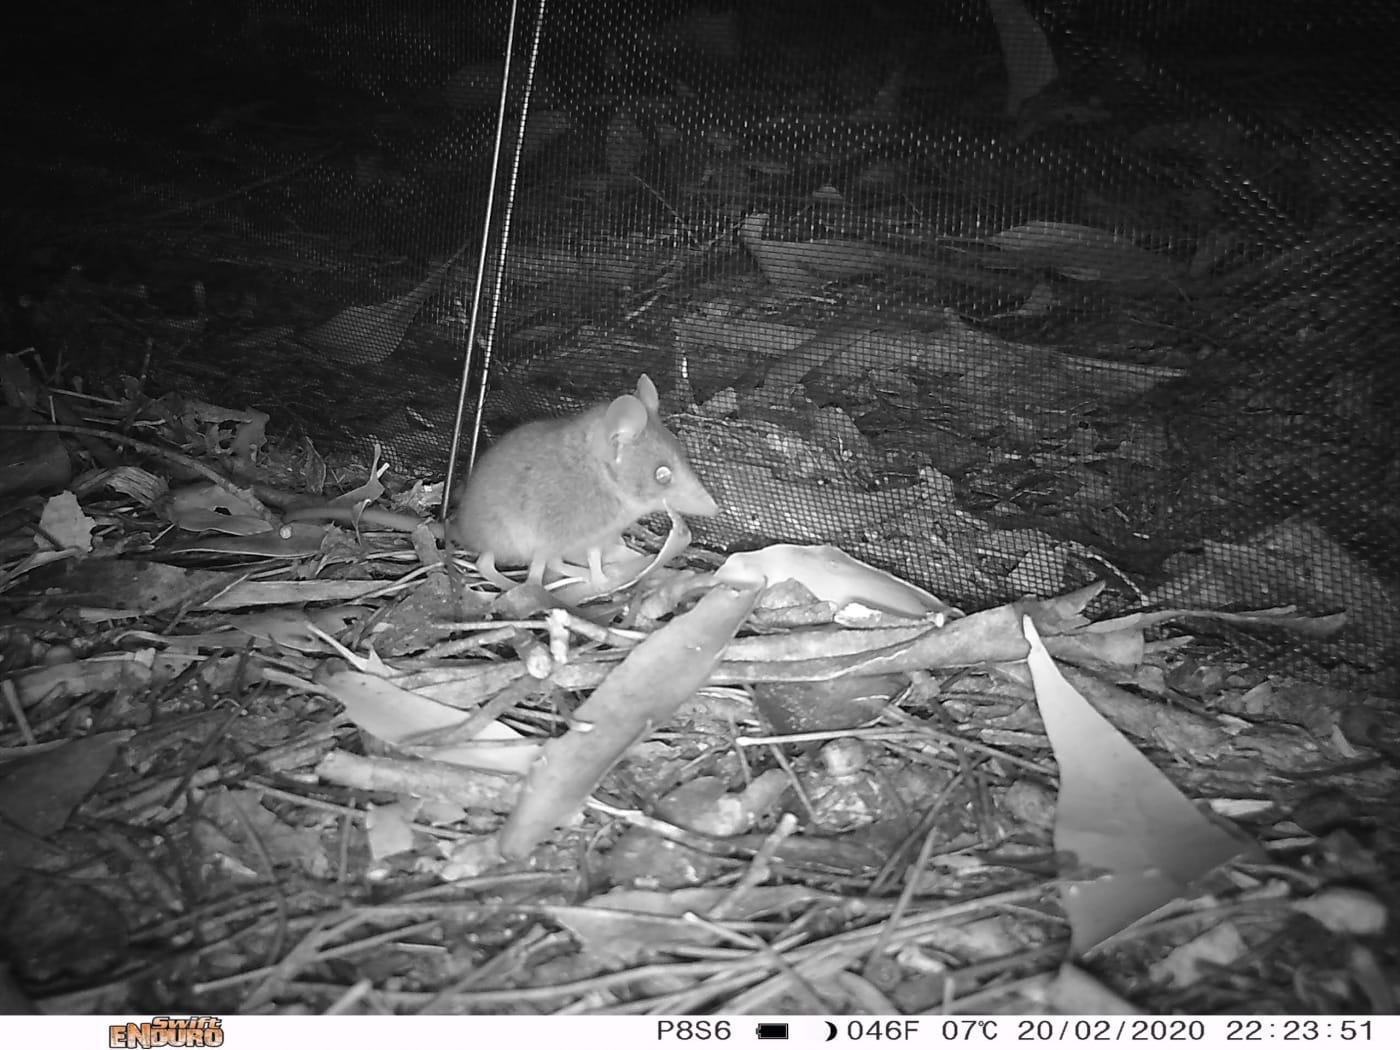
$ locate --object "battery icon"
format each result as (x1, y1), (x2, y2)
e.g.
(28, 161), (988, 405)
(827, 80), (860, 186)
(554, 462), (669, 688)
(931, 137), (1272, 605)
(755, 1023), (790, 1040)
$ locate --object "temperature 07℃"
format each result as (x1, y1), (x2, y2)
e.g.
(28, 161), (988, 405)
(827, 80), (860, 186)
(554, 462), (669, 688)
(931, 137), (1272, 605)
(840, 1020), (998, 1040)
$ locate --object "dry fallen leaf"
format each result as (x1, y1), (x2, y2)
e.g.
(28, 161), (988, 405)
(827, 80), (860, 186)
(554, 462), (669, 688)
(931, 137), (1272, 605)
(986, 0), (1058, 116)
(0, 732), (131, 872)
(1023, 614), (1260, 954)
(321, 667), (539, 777)
(716, 543), (961, 620)
(979, 221), (1182, 283)
(36, 492), (94, 552)
(497, 580), (761, 859)
(301, 247), (465, 364)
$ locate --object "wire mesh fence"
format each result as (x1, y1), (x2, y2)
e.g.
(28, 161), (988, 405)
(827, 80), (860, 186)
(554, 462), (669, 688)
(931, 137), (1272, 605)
(4, 0), (1397, 670)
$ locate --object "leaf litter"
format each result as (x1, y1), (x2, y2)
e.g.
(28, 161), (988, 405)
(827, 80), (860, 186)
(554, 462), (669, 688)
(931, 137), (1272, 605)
(0, 385), (1396, 1017)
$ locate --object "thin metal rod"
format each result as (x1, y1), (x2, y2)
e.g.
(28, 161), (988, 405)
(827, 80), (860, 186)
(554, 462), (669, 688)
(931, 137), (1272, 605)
(441, 0), (550, 521)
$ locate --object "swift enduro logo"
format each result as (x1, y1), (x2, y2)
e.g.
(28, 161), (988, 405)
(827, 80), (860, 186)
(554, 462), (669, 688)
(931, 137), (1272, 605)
(109, 1017), (225, 1047)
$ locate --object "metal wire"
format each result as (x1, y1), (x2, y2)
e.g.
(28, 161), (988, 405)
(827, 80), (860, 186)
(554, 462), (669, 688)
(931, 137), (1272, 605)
(441, 0), (550, 522)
